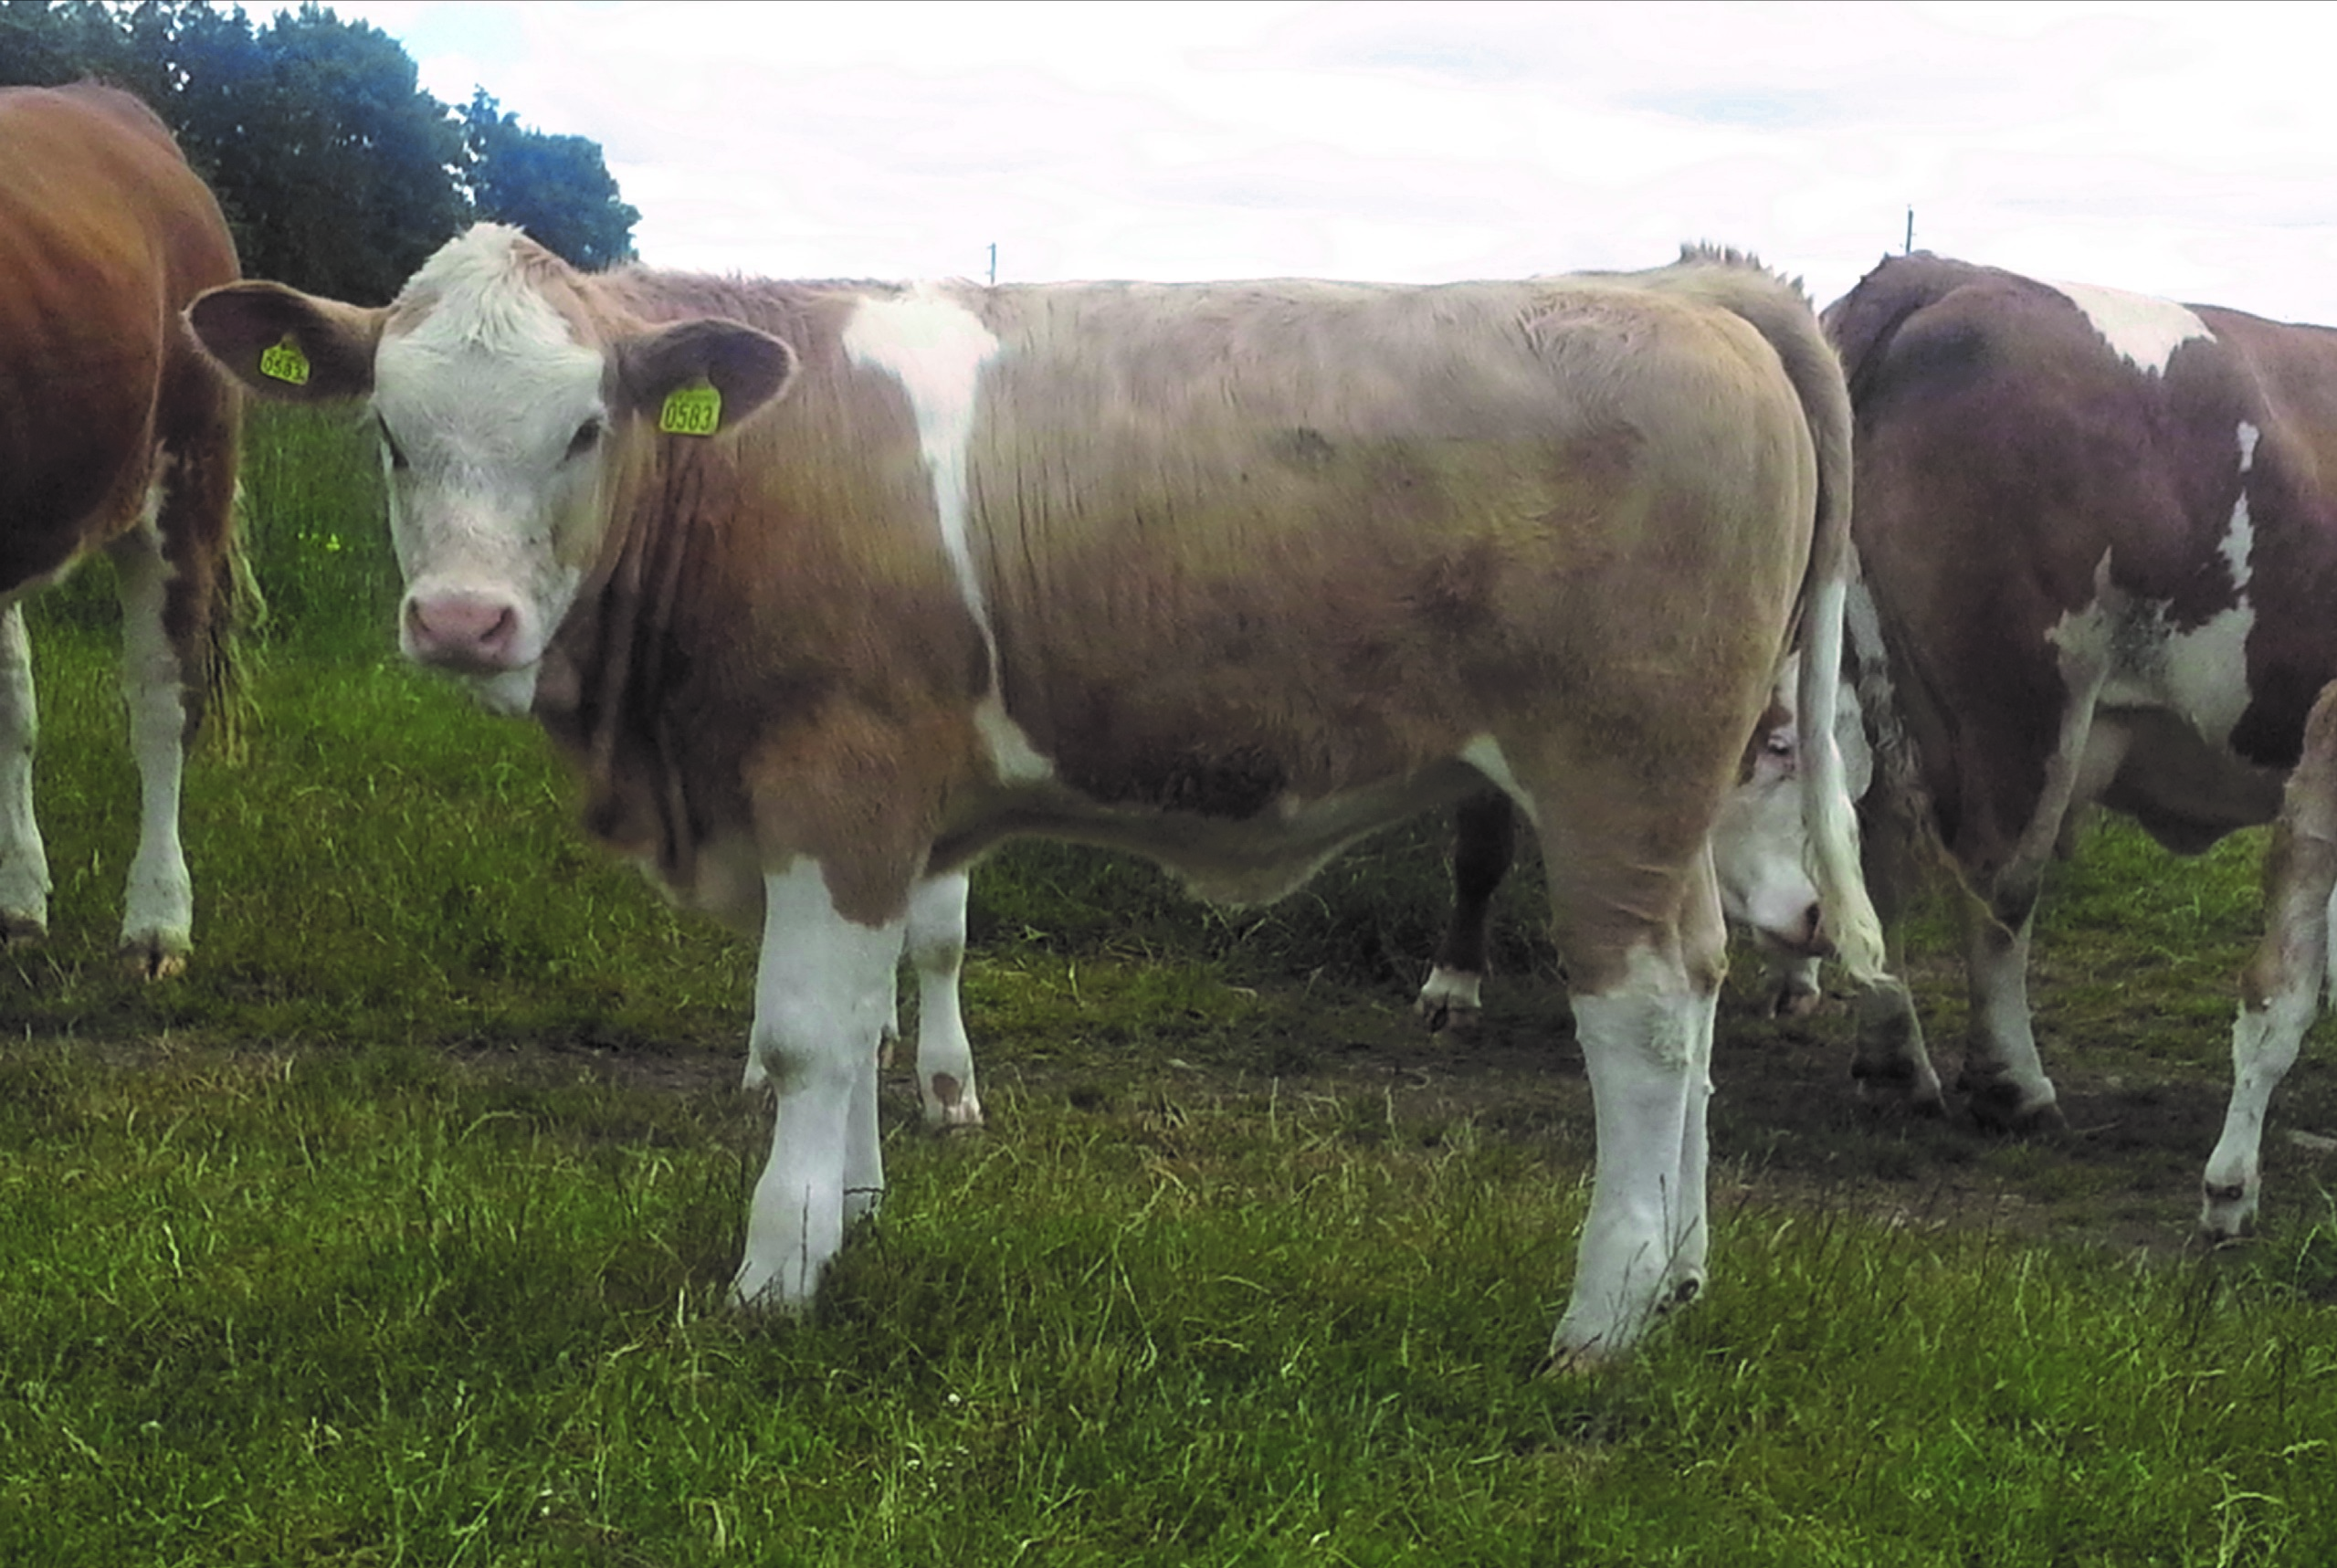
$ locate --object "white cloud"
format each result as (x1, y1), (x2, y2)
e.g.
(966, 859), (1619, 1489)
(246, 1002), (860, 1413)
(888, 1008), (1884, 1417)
(317, 0), (2337, 321)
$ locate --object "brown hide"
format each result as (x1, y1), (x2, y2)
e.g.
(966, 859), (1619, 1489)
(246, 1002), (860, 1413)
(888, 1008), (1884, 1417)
(1828, 254), (2336, 887)
(532, 260), (1823, 989)
(0, 81), (240, 731)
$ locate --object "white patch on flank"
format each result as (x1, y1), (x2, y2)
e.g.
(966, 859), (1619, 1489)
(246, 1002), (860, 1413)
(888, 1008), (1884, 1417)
(842, 289), (1047, 781)
(2220, 489), (2256, 593)
(2047, 279), (2215, 377)
(2237, 420), (2260, 475)
(2058, 533), (2257, 757)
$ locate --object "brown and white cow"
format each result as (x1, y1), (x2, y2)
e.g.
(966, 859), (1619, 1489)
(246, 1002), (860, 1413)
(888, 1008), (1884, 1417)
(190, 226), (1882, 1360)
(0, 82), (244, 975)
(1826, 252), (2337, 1238)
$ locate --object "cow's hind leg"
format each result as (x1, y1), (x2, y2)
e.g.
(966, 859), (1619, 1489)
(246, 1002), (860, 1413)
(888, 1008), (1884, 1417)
(1844, 794), (1943, 1113)
(735, 859), (903, 1310)
(0, 603), (50, 942)
(109, 516), (193, 978)
(2202, 683), (2337, 1238)
(1418, 789), (1516, 1031)
(906, 869), (984, 1128)
(1535, 773), (1729, 1364)
(1952, 647), (2122, 1131)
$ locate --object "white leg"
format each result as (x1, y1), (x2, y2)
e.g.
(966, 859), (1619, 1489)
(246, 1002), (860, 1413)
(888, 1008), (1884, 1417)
(0, 603), (49, 941)
(1554, 943), (1715, 1361)
(111, 521), (192, 976)
(2205, 683), (2337, 1237)
(906, 869), (983, 1128)
(733, 859), (903, 1310)
(1957, 899), (2062, 1129)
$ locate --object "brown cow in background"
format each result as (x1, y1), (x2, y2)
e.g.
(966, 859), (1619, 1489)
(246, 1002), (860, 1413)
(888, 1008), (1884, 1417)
(0, 81), (244, 975)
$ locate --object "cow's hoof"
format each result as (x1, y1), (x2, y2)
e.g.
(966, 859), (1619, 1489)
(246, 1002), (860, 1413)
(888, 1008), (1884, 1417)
(1770, 981), (1825, 1019)
(2199, 1181), (2257, 1244)
(1849, 1056), (1948, 1118)
(923, 1074), (985, 1131)
(1962, 1077), (2065, 1134)
(0, 910), (47, 948)
(121, 940), (188, 982)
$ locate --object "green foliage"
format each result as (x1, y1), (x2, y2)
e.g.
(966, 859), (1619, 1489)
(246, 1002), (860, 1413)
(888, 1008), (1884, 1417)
(463, 88), (639, 271)
(0, 1), (639, 300)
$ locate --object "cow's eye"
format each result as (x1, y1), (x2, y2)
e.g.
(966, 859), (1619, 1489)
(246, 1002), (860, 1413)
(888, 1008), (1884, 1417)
(566, 417), (605, 460)
(378, 419), (409, 472)
(1764, 732), (1795, 757)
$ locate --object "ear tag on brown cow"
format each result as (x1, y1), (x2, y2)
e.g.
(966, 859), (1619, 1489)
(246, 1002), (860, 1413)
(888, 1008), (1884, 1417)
(258, 335), (311, 386)
(658, 381), (721, 437)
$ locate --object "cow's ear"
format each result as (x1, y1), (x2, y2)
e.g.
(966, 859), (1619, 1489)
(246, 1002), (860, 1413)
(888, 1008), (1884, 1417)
(614, 319), (798, 435)
(186, 281), (383, 403)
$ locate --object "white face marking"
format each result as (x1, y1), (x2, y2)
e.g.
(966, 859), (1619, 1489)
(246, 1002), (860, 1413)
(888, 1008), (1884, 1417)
(2046, 279), (2215, 377)
(374, 228), (612, 703)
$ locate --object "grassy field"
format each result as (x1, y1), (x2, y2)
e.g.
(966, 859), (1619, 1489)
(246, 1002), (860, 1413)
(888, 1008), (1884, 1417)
(3, 406), (2335, 1564)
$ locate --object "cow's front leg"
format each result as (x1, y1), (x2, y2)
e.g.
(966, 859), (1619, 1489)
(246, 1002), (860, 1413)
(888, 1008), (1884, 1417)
(110, 520), (192, 978)
(734, 859), (904, 1310)
(905, 869), (983, 1128)
(0, 603), (50, 943)
(2203, 683), (2337, 1239)
(1955, 895), (2062, 1131)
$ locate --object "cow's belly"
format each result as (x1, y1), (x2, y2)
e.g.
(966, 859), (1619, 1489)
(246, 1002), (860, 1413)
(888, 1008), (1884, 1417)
(2090, 710), (2286, 854)
(937, 755), (1491, 906)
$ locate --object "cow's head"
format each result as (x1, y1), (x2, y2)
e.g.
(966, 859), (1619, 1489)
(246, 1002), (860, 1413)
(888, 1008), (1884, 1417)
(188, 225), (798, 712)
(1711, 658), (1875, 959)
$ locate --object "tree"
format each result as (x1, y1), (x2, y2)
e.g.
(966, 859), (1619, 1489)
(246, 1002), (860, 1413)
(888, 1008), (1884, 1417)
(462, 89), (637, 271)
(1, 4), (639, 300)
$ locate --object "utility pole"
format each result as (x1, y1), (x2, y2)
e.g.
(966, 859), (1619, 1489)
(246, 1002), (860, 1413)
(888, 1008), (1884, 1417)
(1904, 206), (1915, 255)
(987, 242), (997, 286)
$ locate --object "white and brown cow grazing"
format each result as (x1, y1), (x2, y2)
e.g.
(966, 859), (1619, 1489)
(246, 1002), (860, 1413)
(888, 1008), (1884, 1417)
(0, 82), (244, 976)
(1826, 252), (2337, 1238)
(189, 226), (1882, 1360)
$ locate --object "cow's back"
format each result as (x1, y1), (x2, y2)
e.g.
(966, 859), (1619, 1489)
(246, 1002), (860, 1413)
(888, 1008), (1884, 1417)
(1826, 254), (2337, 865)
(958, 278), (1823, 826)
(0, 82), (239, 588)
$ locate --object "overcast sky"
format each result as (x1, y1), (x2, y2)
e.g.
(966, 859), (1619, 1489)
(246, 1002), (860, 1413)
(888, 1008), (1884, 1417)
(325, 1), (2337, 323)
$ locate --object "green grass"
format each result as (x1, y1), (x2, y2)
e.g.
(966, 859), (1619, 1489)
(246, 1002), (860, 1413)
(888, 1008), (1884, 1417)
(4, 405), (2335, 1563)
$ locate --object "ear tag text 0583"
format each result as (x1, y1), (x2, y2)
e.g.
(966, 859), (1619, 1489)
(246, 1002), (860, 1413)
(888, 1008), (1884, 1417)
(659, 382), (721, 437)
(259, 335), (311, 386)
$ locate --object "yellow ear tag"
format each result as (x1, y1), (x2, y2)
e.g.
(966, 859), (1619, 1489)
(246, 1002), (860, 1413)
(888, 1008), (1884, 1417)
(258, 335), (311, 386)
(658, 382), (722, 437)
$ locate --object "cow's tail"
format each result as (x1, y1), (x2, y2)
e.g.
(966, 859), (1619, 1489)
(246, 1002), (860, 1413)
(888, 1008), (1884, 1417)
(1666, 247), (1887, 986)
(197, 485), (267, 763)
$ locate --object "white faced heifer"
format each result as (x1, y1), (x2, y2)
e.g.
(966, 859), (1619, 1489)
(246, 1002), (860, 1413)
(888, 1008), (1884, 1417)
(0, 84), (245, 977)
(193, 226), (1881, 1362)
(1827, 252), (2337, 1237)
